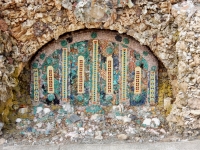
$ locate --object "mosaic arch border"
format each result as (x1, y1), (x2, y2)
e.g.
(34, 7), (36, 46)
(31, 30), (158, 106)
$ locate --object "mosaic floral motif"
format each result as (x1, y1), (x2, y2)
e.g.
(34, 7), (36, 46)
(61, 40), (67, 47)
(123, 38), (129, 44)
(31, 33), (158, 107)
(91, 32), (97, 39)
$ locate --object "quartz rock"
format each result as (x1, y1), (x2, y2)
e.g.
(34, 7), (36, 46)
(151, 118), (160, 128)
(36, 107), (43, 114)
(142, 118), (151, 127)
(16, 118), (22, 123)
(43, 108), (51, 114)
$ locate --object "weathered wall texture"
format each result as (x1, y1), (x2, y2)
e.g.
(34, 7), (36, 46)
(0, 0), (200, 135)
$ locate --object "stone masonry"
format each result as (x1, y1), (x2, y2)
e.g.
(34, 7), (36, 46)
(0, 0), (200, 137)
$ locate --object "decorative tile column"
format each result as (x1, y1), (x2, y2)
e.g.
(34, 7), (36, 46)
(92, 40), (98, 104)
(121, 48), (127, 102)
(150, 71), (155, 104)
(106, 56), (113, 94)
(78, 56), (85, 94)
(47, 66), (54, 94)
(62, 48), (68, 101)
(134, 67), (141, 94)
(33, 69), (39, 101)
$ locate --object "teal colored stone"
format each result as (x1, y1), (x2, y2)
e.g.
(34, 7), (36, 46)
(58, 108), (64, 114)
(143, 51), (149, 56)
(86, 105), (104, 114)
(43, 90), (48, 96)
(91, 32), (97, 38)
(135, 53), (140, 60)
(78, 47), (85, 53)
(41, 74), (47, 80)
(77, 95), (83, 102)
(48, 94), (55, 101)
(61, 40), (67, 47)
(65, 119), (72, 124)
(77, 121), (83, 127)
(151, 66), (157, 71)
(106, 47), (114, 55)
(32, 62), (38, 69)
(53, 50), (60, 57)
(106, 95), (113, 101)
(83, 94), (89, 101)
(122, 44), (128, 48)
(123, 38), (129, 44)
(46, 57), (53, 65)
(54, 79), (60, 95)
(136, 60), (141, 66)
(134, 94), (142, 102)
(141, 58), (148, 70)
(53, 62), (59, 71)
(40, 53), (45, 60)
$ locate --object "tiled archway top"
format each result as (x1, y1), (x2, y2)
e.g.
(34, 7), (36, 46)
(31, 30), (158, 107)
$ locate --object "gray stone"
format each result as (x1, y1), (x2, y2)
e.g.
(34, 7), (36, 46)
(69, 114), (81, 123)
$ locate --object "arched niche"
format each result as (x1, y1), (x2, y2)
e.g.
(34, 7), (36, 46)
(30, 30), (158, 107)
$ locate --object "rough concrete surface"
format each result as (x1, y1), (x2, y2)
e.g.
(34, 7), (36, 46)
(2, 140), (200, 150)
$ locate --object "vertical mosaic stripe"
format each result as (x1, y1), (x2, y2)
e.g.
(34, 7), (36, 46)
(33, 69), (39, 101)
(106, 56), (113, 94)
(78, 56), (85, 94)
(150, 71), (155, 104)
(121, 48), (127, 102)
(62, 48), (68, 101)
(92, 40), (98, 104)
(134, 67), (141, 94)
(47, 66), (54, 94)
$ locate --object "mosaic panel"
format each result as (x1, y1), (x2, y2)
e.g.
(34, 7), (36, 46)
(31, 30), (158, 107)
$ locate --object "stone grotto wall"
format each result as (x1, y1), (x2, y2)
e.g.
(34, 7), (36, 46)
(0, 0), (200, 137)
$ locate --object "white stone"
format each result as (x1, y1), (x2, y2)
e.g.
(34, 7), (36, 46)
(36, 107), (43, 113)
(151, 118), (160, 127)
(190, 110), (200, 115)
(65, 132), (78, 138)
(117, 134), (129, 140)
(95, 131), (103, 140)
(90, 114), (104, 122)
(148, 129), (160, 135)
(116, 116), (123, 120)
(160, 128), (166, 134)
(164, 97), (172, 110)
(18, 107), (28, 114)
(43, 108), (51, 114)
(16, 118), (22, 123)
(0, 138), (6, 145)
(128, 0), (134, 8)
(62, 103), (74, 113)
(123, 116), (132, 123)
(36, 122), (43, 128)
(142, 118), (151, 127)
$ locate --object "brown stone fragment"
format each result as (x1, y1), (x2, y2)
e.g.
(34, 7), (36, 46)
(0, 19), (8, 31)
